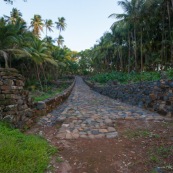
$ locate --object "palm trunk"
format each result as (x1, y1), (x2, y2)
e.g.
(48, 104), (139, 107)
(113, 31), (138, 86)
(35, 64), (43, 91)
(140, 28), (143, 72)
(4, 55), (9, 68)
(167, 0), (173, 62)
(120, 47), (123, 71)
(46, 27), (48, 41)
(134, 26), (138, 71)
(128, 32), (131, 73)
(41, 64), (48, 91)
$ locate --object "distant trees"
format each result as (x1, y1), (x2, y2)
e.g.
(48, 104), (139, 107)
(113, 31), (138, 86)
(4, 8), (23, 24)
(30, 15), (44, 37)
(79, 0), (173, 74)
(55, 17), (67, 37)
(0, 8), (78, 89)
(44, 19), (53, 39)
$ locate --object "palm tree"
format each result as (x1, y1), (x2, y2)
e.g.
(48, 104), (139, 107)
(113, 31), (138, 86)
(30, 15), (44, 37)
(4, 8), (23, 24)
(55, 17), (67, 36)
(0, 20), (29, 68)
(0, 17), (6, 26)
(56, 35), (64, 47)
(109, 0), (146, 71)
(44, 19), (53, 39)
(24, 38), (58, 90)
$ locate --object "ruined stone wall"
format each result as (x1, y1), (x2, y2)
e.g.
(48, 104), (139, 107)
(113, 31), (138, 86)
(0, 68), (33, 128)
(85, 79), (173, 117)
(33, 80), (75, 117)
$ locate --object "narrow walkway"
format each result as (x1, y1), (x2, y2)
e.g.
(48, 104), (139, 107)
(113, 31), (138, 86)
(38, 76), (166, 139)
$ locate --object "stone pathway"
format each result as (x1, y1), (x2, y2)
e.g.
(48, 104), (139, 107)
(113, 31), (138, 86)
(38, 76), (169, 139)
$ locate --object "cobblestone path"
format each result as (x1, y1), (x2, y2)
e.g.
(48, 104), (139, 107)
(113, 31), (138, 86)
(38, 76), (167, 139)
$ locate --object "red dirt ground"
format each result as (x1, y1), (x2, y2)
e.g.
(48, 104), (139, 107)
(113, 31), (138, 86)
(27, 120), (173, 173)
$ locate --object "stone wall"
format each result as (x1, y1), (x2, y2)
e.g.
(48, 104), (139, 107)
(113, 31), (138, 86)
(0, 68), (75, 128)
(33, 80), (75, 117)
(0, 68), (33, 128)
(85, 79), (173, 117)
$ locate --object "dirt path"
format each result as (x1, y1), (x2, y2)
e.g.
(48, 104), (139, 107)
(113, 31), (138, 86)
(27, 77), (173, 173)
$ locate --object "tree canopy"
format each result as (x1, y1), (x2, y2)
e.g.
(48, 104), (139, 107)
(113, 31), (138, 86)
(0, 8), (78, 89)
(78, 0), (173, 74)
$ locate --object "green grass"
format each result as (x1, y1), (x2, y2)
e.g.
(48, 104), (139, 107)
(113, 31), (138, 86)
(31, 84), (69, 102)
(0, 122), (57, 173)
(33, 88), (63, 102)
(148, 146), (173, 170)
(155, 146), (173, 158)
(90, 70), (173, 84)
(124, 129), (160, 139)
(56, 156), (63, 163)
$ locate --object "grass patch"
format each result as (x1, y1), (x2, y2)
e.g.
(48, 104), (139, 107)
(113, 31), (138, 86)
(0, 122), (57, 173)
(124, 129), (160, 139)
(155, 146), (173, 158)
(56, 156), (63, 163)
(148, 146), (173, 171)
(31, 84), (69, 102)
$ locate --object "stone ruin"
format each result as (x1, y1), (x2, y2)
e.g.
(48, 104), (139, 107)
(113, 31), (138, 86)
(0, 68), (33, 128)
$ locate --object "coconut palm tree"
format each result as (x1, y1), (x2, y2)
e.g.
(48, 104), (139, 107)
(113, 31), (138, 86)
(30, 15), (44, 37)
(0, 20), (29, 68)
(4, 8), (23, 24)
(23, 38), (58, 90)
(56, 35), (64, 47)
(55, 17), (67, 36)
(109, 0), (147, 71)
(0, 17), (6, 26)
(44, 19), (53, 39)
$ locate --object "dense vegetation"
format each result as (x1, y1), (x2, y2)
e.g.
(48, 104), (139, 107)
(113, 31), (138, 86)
(0, 8), (78, 91)
(0, 122), (57, 173)
(90, 70), (173, 84)
(78, 0), (173, 74)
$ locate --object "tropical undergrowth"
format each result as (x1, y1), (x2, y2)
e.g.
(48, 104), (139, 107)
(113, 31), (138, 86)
(90, 70), (173, 84)
(30, 83), (69, 102)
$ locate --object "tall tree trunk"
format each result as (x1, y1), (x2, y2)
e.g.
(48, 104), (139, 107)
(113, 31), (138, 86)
(128, 32), (131, 73)
(46, 26), (48, 41)
(41, 64), (48, 91)
(134, 26), (138, 71)
(140, 28), (143, 72)
(167, 0), (173, 62)
(118, 47), (123, 71)
(35, 64), (43, 91)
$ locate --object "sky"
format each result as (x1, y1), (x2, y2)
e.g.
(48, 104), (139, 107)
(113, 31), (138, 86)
(0, 0), (123, 51)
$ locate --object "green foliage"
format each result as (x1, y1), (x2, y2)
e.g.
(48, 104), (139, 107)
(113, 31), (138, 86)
(56, 156), (63, 163)
(150, 155), (159, 163)
(156, 146), (173, 158)
(166, 69), (173, 79)
(0, 8), (77, 88)
(0, 122), (57, 173)
(31, 84), (69, 102)
(80, 0), (173, 74)
(90, 71), (161, 84)
(124, 129), (160, 139)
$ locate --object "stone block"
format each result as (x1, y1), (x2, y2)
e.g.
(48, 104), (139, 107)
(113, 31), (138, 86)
(35, 101), (46, 110)
(0, 86), (10, 90)
(0, 94), (5, 100)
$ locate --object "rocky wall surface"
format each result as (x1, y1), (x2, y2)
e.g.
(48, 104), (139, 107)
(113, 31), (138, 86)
(0, 68), (33, 128)
(33, 80), (75, 117)
(85, 79), (173, 117)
